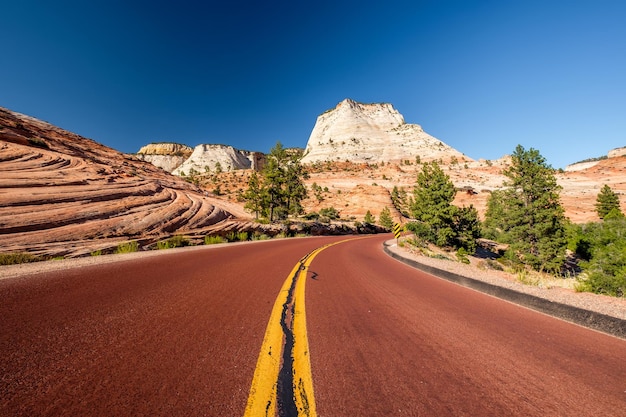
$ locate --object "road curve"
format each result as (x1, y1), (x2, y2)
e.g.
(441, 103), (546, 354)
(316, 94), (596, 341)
(306, 235), (626, 416)
(1, 235), (625, 416)
(0, 236), (344, 416)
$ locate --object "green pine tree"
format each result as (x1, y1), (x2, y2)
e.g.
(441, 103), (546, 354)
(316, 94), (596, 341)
(409, 161), (457, 247)
(243, 171), (264, 219)
(248, 141), (308, 222)
(492, 145), (567, 273)
(378, 207), (394, 230)
(364, 210), (375, 224)
(595, 184), (622, 219)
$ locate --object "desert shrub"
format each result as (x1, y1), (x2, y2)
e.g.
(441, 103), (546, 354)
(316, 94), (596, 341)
(90, 250), (102, 256)
(157, 235), (190, 249)
(319, 207), (340, 220)
(0, 252), (42, 265)
(456, 247), (470, 264)
(27, 137), (49, 149)
(302, 212), (319, 220)
(251, 232), (271, 241)
(205, 235), (228, 245)
(477, 259), (504, 271)
(115, 241), (139, 254)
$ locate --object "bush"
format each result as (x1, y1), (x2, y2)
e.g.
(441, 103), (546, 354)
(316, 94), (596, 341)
(456, 247), (470, 264)
(319, 207), (340, 220)
(115, 241), (139, 254)
(157, 235), (190, 249)
(225, 231), (249, 242)
(0, 252), (42, 265)
(205, 235), (228, 245)
(302, 212), (320, 220)
(251, 232), (271, 241)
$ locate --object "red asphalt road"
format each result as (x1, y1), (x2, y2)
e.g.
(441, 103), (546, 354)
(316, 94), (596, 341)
(307, 236), (626, 416)
(1, 235), (625, 416)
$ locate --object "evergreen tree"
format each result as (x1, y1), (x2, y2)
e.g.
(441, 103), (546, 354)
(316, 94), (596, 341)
(243, 171), (264, 219)
(492, 145), (567, 273)
(244, 141), (308, 222)
(283, 150), (309, 216)
(378, 207), (394, 230)
(595, 184), (622, 219)
(364, 210), (375, 224)
(575, 215), (626, 296)
(409, 161), (457, 247)
(453, 205), (481, 253)
(483, 190), (509, 241)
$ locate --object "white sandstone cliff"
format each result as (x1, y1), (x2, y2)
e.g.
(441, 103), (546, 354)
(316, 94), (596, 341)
(135, 143), (192, 172)
(301, 99), (471, 164)
(172, 144), (264, 175)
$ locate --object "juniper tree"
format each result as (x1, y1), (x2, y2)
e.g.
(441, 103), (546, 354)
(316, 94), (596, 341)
(364, 210), (375, 224)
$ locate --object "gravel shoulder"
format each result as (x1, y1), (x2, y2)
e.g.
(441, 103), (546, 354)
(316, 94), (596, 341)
(384, 240), (626, 337)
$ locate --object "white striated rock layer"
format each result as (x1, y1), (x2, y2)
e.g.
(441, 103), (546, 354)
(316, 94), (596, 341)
(172, 144), (264, 175)
(301, 99), (471, 164)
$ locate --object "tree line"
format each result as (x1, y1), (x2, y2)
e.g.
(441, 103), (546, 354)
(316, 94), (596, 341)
(240, 142), (624, 297)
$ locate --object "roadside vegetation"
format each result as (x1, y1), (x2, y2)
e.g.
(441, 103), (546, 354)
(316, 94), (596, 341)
(0, 252), (44, 266)
(402, 144), (625, 297)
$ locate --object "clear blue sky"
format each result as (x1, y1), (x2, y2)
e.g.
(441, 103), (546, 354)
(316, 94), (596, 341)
(2, 0), (625, 168)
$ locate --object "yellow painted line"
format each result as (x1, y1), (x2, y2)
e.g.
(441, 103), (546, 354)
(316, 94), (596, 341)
(244, 262), (300, 417)
(292, 246), (323, 417)
(244, 238), (367, 417)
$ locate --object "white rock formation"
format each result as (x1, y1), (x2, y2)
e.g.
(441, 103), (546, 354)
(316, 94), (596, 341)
(172, 144), (264, 175)
(135, 143), (192, 172)
(608, 146), (626, 159)
(301, 99), (471, 164)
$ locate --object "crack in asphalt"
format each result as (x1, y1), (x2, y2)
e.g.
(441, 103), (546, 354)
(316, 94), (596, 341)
(277, 263), (303, 417)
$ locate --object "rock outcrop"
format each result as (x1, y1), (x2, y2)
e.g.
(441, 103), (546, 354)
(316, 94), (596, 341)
(172, 144), (265, 175)
(0, 107), (241, 258)
(565, 146), (626, 172)
(301, 99), (471, 164)
(608, 146), (626, 159)
(135, 142), (192, 172)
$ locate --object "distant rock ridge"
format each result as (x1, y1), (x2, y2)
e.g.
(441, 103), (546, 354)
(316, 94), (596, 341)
(172, 144), (265, 175)
(565, 146), (626, 172)
(301, 99), (471, 164)
(135, 142), (193, 172)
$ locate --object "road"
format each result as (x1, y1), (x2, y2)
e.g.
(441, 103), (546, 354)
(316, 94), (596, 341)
(1, 235), (625, 416)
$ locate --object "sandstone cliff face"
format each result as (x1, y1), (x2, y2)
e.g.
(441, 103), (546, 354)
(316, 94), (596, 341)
(608, 146), (626, 158)
(135, 143), (193, 172)
(137, 142), (193, 156)
(0, 107), (239, 257)
(301, 99), (471, 164)
(172, 144), (265, 175)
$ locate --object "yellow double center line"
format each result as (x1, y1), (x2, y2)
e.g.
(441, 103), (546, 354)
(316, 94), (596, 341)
(243, 239), (353, 417)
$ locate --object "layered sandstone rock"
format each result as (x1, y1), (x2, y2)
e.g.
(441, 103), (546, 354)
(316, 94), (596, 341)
(301, 99), (471, 164)
(172, 144), (265, 175)
(0, 107), (240, 257)
(135, 142), (193, 172)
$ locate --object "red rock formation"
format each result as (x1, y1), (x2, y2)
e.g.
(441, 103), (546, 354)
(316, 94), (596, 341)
(0, 107), (236, 257)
